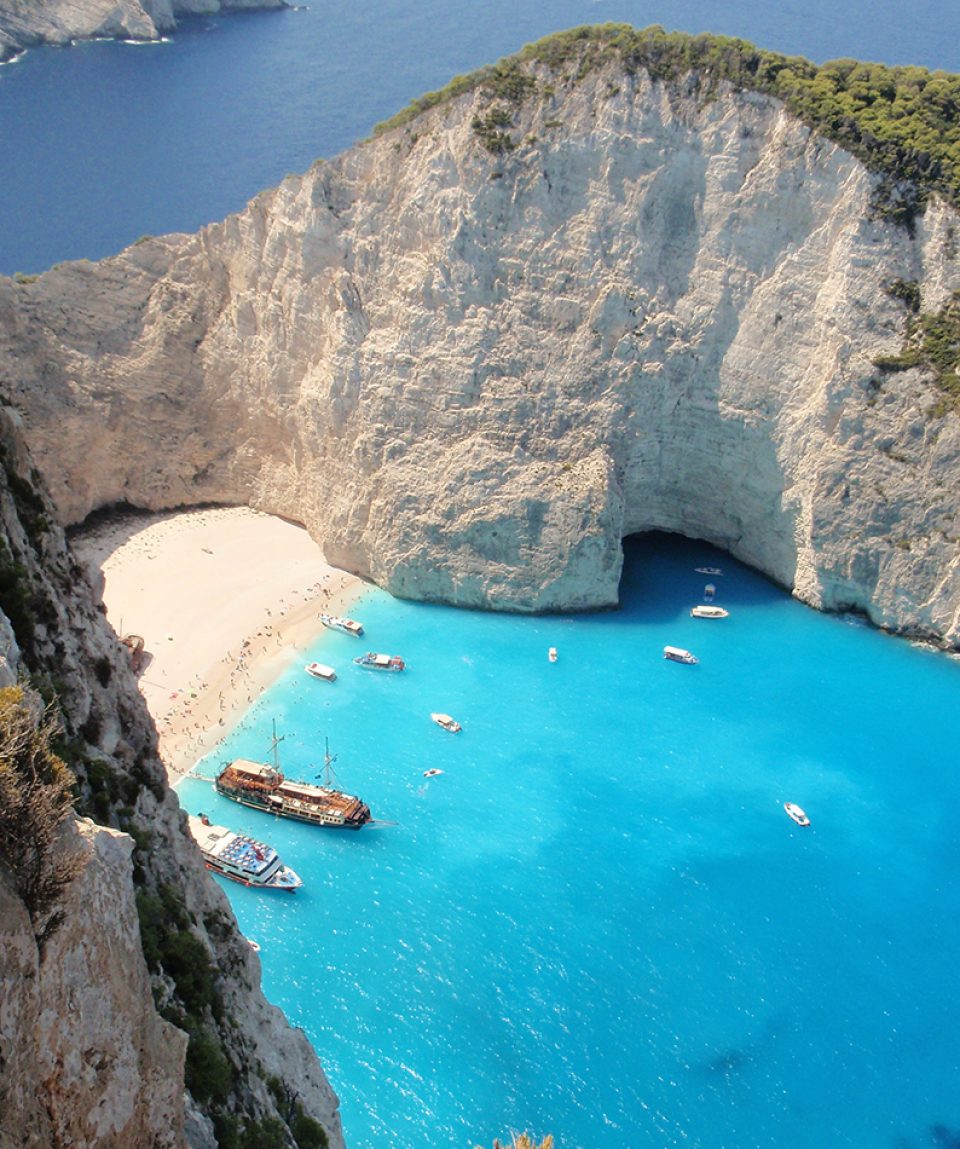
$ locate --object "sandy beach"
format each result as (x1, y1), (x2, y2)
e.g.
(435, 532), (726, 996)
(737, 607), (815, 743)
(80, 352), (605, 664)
(72, 506), (367, 779)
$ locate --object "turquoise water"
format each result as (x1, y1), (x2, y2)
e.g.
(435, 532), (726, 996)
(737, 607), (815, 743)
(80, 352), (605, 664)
(179, 533), (960, 1149)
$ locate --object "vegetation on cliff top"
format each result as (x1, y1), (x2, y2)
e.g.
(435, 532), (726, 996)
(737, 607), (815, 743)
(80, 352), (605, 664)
(374, 23), (960, 224)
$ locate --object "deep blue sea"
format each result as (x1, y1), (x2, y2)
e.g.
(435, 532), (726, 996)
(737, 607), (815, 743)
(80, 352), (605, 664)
(3, 0), (960, 274)
(6, 3), (960, 1146)
(178, 535), (960, 1149)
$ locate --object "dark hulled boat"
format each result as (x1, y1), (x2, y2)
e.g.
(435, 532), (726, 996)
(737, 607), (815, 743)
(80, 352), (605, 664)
(215, 726), (371, 830)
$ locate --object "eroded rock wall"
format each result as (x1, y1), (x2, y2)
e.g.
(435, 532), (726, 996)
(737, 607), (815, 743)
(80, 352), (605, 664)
(2, 61), (960, 640)
(0, 408), (344, 1148)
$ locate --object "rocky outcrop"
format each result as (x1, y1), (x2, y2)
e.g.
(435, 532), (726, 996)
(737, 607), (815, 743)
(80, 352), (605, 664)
(0, 0), (287, 62)
(0, 407), (344, 1147)
(0, 822), (187, 1149)
(2, 54), (960, 642)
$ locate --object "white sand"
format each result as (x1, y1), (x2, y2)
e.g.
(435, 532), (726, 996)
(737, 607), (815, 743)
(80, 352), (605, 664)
(72, 506), (366, 779)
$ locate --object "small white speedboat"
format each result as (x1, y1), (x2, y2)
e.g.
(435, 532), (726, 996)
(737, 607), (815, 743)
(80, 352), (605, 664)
(784, 802), (810, 827)
(664, 645), (698, 664)
(548, 647), (558, 662)
(423, 768), (444, 778)
(431, 712), (462, 733)
(691, 605), (729, 619)
(695, 567), (723, 576)
(305, 661), (337, 681)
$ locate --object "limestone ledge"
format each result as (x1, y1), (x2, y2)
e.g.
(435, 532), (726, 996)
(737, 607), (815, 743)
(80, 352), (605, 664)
(2, 61), (960, 644)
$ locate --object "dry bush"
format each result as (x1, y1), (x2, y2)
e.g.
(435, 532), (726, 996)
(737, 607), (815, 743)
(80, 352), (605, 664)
(0, 684), (87, 952)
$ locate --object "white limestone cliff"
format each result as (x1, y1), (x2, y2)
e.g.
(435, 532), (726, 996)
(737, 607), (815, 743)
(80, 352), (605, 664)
(0, 0), (287, 61)
(2, 59), (960, 643)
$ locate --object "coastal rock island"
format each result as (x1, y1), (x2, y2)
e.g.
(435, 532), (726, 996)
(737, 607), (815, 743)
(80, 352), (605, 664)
(0, 0), (288, 61)
(2, 27), (960, 645)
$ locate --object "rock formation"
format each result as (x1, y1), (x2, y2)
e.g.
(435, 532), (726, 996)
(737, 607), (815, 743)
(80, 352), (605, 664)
(0, 0), (287, 62)
(0, 407), (343, 1148)
(2, 46), (960, 643)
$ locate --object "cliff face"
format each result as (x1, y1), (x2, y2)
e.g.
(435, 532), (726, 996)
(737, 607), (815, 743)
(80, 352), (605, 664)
(0, 822), (187, 1149)
(0, 0), (287, 61)
(2, 59), (960, 642)
(0, 409), (344, 1148)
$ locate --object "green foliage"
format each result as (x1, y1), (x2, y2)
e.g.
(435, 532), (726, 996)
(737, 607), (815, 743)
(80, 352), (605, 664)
(873, 290), (960, 411)
(13, 273), (38, 285)
(0, 454), (51, 544)
(266, 1074), (329, 1148)
(472, 106), (518, 154)
(182, 1019), (234, 1104)
(372, 23), (960, 216)
(481, 59), (537, 104)
(77, 753), (141, 823)
(135, 882), (221, 1018)
(0, 539), (36, 651)
(0, 685), (86, 952)
(885, 278), (922, 314)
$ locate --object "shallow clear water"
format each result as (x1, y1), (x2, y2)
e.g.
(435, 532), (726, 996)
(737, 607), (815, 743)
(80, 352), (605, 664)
(179, 534), (960, 1149)
(3, 0), (960, 274)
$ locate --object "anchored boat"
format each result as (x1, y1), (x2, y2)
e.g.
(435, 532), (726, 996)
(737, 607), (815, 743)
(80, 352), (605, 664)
(215, 724), (372, 830)
(431, 712), (461, 733)
(304, 661), (337, 681)
(354, 651), (405, 672)
(318, 613), (364, 637)
(188, 814), (303, 891)
(784, 802), (811, 827)
(691, 605), (729, 619)
(664, 645), (698, 664)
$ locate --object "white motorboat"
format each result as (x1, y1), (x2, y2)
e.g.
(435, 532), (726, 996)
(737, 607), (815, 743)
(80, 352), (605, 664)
(423, 768), (444, 778)
(354, 651), (406, 672)
(188, 814), (303, 891)
(784, 802), (810, 827)
(664, 645), (698, 664)
(305, 661), (337, 681)
(430, 712), (462, 733)
(318, 613), (364, 637)
(695, 567), (723, 576)
(691, 605), (729, 619)
(548, 647), (558, 662)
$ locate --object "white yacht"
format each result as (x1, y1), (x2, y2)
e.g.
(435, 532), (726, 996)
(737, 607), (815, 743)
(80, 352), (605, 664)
(188, 815), (303, 891)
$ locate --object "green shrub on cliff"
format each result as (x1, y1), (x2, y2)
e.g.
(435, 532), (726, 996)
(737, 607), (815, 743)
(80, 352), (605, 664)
(374, 23), (960, 222)
(873, 289), (960, 411)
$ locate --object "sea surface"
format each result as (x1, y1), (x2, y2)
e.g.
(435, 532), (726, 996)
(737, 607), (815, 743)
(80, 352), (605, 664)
(179, 533), (960, 1149)
(6, 3), (960, 1146)
(3, 0), (960, 274)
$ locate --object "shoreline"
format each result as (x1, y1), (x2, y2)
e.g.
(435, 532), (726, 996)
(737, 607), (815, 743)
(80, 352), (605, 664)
(72, 506), (368, 780)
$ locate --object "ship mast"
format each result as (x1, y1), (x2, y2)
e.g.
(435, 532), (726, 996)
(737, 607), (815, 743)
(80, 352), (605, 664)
(321, 738), (338, 789)
(270, 720), (285, 774)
